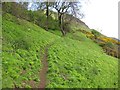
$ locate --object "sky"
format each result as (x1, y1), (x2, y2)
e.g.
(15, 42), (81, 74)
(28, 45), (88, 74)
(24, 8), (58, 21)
(81, 0), (119, 39)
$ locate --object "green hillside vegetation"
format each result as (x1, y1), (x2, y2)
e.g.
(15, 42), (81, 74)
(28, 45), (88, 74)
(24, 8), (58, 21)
(2, 13), (118, 88)
(78, 29), (120, 58)
(0, 7), (2, 89)
(2, 13), (60, 88)
(2, 2), (119, 89)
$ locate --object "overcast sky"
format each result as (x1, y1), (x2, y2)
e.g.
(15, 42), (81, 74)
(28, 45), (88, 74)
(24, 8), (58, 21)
(81, 0), (119, 39)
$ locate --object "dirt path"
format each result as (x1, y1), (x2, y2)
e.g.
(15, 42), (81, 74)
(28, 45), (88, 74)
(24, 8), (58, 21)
(39, 46), (48, 88)
(39, 43), (54, 88)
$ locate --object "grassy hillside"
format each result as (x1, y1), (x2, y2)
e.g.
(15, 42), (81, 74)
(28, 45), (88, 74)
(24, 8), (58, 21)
(2, 13), (60, 88)
(47, 33), (118, 88)
(2, 13), (118, 88)
(0, 7), (2, 89)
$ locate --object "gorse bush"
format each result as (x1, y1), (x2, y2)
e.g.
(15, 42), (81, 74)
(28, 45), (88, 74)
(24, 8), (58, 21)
(98, 36), (119, 45)
(91, 29), (101, 38)
(78, 29), (94, 39)
(104, 42), (115, 49)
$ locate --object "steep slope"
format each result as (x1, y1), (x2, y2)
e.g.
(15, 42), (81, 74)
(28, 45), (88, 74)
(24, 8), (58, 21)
(2, 13), (60, 88)
(2, 13), (118, 88)
(47, 33), (118, 88)
(50, 11), (90, 31)
(67, 15), (90, 31)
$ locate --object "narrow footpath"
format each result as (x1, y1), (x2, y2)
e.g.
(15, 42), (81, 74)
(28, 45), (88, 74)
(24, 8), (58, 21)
(39, 42), (54, 89)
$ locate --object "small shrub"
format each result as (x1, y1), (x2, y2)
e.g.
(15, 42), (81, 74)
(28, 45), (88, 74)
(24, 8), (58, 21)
(86, 33), (94, 39)
(12, 37), (30, 50)
(99, 42), (105, 47)
(91, 29), (101, 38)
(104, 42), (115, 49)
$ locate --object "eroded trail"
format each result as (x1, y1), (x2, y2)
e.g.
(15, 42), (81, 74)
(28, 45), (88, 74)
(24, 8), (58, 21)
(39, 46), (48, 88)
(39, 43), (54, 88)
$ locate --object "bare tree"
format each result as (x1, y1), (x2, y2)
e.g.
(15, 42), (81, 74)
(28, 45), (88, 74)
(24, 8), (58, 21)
(53, 0), (83, 35)
(27, 0), (84, 34)
(35, 1), (54, 30)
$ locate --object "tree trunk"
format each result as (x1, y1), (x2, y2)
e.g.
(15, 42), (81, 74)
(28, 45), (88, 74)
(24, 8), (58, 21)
(58, 13), (65, 36)
(46, 1), (49, 30)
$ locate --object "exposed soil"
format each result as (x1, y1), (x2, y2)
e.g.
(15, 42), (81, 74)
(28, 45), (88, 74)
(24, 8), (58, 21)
(39, 46), (48, 89)
(39, 42), (54, 89)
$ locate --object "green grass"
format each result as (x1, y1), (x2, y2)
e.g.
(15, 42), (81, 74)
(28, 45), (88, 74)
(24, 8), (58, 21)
(2, 13), (59, 88)
(48, 29), (62, 36)
(2, 13), (118, 88)
(47, 37), (118, 88)
(0, 8), (2, 90)
(65, 31), (89, 42)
